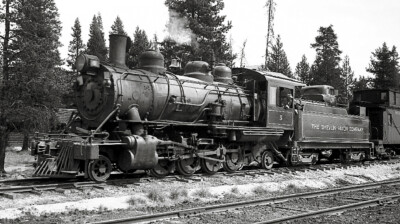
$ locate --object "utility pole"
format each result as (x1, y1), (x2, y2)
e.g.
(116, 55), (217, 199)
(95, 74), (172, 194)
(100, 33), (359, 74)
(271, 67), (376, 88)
(265, 0), (276, 69)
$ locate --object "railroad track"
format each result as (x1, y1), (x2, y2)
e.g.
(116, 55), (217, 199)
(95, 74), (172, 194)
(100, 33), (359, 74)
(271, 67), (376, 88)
(255, 195), (400, 224)
(1, 159), (399, 199)
(92, 178), (400, 224)
(0, 178), (144, 199)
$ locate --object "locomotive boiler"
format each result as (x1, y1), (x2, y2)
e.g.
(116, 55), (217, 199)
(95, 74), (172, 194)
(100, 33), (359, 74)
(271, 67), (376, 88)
(31, 34), (386, 181)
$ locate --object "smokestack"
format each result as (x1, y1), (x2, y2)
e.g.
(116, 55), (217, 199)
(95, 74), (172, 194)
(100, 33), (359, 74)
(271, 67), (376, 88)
(109, 34), (128, 69)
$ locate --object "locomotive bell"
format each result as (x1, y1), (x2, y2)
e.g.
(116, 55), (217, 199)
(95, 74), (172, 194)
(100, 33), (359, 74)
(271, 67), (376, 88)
(184, 61), (214, 83)
(109, 34), (129, 69)
(213, 63), (233, 84)
(139, 50), (166, 74)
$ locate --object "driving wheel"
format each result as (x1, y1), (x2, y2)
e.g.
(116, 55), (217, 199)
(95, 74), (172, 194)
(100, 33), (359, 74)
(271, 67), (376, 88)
(149, 160), (174, 178)
(200, 157), (221, 175)
(176, 157), (199, 176)
(223, 152), (244, 172)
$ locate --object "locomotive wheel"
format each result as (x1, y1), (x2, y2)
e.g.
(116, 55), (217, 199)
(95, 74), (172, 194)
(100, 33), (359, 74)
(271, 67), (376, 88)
(261, 151), (274, 170)
(340, 151), (350, 164)
(200, 157), (221, 175)
(311, 154), (318, 165)
(176, 157), (198, 176)
(149, 160), (174, 178)
(88, 155), (112, 182)
(223, 153), (244, 173)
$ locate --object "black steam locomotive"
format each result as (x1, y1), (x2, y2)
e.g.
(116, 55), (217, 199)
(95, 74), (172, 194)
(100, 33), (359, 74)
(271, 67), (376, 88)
(31, 34), (397, 181)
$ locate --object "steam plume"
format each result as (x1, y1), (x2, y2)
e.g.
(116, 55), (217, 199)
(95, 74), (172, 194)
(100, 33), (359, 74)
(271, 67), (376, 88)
(166, 10), (197, 47)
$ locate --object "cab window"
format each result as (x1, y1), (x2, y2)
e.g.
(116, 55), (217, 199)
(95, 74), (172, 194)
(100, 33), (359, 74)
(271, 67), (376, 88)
(279, 87), (293, 108)
(269, 86), (277, 106)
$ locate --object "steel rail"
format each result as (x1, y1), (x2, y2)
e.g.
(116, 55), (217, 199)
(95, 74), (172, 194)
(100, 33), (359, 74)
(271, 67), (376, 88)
(92, 178), (400, 224)
(255, 194), (400, 224)
(0, 181), (103, 194)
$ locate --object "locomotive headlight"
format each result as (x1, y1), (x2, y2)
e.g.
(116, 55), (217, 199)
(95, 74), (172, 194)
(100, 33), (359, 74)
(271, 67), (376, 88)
(75, 54), (100, 72)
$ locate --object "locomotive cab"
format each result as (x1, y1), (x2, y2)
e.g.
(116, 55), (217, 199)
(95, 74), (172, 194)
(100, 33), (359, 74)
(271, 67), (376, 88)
(233, 68), (305, 130)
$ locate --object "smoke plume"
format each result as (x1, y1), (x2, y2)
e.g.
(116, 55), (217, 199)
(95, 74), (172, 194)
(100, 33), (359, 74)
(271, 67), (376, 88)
(166, 10), (198, 48)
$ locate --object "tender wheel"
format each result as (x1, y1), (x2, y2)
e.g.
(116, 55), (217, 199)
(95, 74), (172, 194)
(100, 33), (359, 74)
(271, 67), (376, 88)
(261, 151), (274, 170)
(340, 151), (350, 164)
(200, 157), (221, 175)
(176, 157), (199, 176)
(311, 155), (318, 165)
(149, 160), (174, 178)
(223, 153), (244, 172)
(88, 155), (112, 182)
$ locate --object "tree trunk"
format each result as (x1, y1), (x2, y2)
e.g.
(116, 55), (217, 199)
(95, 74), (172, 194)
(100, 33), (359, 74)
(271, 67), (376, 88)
(2, 0), (11, 82)
(22, 131), (30, 151)
(0, 126), (9, 173)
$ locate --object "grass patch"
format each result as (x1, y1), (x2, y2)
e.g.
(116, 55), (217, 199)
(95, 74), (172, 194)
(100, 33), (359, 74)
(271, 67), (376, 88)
(223, 192), (239, 200)
(193, 187), (213, 198)
(147, 189), (165, 202)
(97, 205), (108, 212)
(169, 189), (188, 200)
(335, 178), (352, 186)
(252, 185), (268, 195)
(285, 183), (302, 194)
(230, 186), (239, 194)
(127, 197), (146, 206)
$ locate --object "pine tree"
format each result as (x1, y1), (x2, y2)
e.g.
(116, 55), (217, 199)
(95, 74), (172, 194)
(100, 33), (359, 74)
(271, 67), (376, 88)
(67, 18), (85, 70)
(367, 42), (400, 90)
(267, 35), (292, 77)
(295, 55), (311, 85)
(353, 76), (372, 91)
(87, 14), (108, 61)
(340, 55), (356, 98)
(0, 0), (18, 172)
(0, 0), (64, 166)
(12, 0), (63, 133)
(127, 26), (151, 68)
(152, 33), (159, 51)
(160, 37), (192, 74)
(310, 25), (342, 89)
(0, 0), (18, 82)
(110, 16), (127, 35)
(163, 0), (235, 66)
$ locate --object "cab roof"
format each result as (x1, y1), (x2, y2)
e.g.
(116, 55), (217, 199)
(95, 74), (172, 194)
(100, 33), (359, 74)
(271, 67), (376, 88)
(232, 67), (305, 88)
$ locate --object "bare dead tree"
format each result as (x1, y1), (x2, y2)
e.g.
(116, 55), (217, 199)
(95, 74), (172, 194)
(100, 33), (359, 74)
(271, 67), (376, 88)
(240, 39), (247, 68)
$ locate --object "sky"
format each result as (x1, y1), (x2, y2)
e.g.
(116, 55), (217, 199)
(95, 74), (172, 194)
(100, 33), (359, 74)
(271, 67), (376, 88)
(55, 0), (400, 78)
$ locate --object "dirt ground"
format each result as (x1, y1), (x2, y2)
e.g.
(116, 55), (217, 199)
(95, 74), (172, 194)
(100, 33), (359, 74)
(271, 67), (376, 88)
(2, 149), (35, 179)
(1, 150), (400, 223)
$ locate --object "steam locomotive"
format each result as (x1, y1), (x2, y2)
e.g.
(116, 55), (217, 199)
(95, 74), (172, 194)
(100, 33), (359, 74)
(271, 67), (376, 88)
(31, 34), (397, 181)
